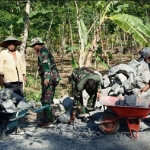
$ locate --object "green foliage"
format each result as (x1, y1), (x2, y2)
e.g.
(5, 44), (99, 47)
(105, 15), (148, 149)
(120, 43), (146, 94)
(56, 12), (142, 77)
(0, 1), (150, 69)
(79, 18), (88, 45)
(26, 74), (41, 88)
(95, 54), (110, 69)
(71, 53), (79, 69)
(65, 46), (78, 54)
(24, 74), (41, 102)
(66, 46), (79, 68)
(109, 14), (150, 46)
(106, 52), (113, 59)
(24, 73), (63, 101)
(24, 90), (41, 102)
(29, 10), (52, 18)
(95, 46), (112, 69)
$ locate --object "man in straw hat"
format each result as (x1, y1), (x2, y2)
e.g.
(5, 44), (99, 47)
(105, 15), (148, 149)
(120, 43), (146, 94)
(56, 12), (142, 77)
(0, 36), (26, 97)
(30, 37), (61, 127)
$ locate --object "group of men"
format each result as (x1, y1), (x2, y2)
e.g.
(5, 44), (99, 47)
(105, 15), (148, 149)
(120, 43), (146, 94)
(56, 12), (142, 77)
(0, 35), (150, 128)
(0, 36), (61, 127)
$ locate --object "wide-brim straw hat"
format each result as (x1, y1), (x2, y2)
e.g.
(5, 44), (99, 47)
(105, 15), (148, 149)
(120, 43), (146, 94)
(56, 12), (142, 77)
(0, 36), (22, 48)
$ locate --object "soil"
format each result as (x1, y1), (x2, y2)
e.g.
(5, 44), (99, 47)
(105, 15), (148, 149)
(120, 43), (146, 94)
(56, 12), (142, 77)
(0, 107), (150, 150)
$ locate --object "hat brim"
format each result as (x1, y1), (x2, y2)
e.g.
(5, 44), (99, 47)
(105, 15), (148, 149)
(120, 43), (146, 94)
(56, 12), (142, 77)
(30, 42), (44, 47)
(0, 40), (22, 48)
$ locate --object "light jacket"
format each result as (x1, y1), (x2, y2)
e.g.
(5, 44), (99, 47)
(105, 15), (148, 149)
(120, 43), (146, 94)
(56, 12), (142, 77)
(0, 49), (26, 83)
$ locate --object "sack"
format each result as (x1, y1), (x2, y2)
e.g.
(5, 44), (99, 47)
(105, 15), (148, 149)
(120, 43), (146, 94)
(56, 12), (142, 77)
(123, 94), (137, 106)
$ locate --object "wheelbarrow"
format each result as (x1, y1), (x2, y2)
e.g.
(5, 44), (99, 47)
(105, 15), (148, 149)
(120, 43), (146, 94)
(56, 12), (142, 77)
(0, 104), (49, 140)
(95, 96), (150, 139)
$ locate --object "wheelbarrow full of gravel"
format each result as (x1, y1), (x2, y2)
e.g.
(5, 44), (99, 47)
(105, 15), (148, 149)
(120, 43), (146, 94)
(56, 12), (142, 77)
(0, 104), (49, 140)
(95, 96), (150, 139)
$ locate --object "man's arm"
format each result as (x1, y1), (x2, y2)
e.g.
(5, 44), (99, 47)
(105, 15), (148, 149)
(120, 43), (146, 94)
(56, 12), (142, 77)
(0, 52), (4, 87)
(96, 80), (101, 100)
(139, 83), (150, 93)
(41, 50), (52, 86)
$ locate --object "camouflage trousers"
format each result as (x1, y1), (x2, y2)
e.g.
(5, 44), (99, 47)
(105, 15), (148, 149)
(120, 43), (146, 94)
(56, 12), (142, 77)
(41, 85), (56, 122)
(73, 92), (97, 116)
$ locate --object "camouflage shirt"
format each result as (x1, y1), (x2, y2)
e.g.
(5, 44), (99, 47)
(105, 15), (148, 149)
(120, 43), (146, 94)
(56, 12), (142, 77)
(71, 67), (102, 100)
(38, 46), (61, 84)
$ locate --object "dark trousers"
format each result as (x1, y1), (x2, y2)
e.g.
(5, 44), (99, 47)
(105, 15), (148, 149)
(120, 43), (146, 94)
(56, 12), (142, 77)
(4, 82), (24, 97)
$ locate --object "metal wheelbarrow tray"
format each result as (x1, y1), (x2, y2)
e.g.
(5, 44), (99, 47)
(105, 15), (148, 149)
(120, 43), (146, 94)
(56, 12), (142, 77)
(98, 105), (150, 139)
(0, 104), (49, 140)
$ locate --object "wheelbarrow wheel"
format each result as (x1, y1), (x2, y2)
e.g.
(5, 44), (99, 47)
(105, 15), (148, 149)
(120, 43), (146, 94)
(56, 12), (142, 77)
(99, 112), (120, 134)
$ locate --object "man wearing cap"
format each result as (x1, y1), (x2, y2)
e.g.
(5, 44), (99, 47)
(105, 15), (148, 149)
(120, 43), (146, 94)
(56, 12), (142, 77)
(68, 67), (102, 124)
(30, 37), (61, 127)
(138, 47), (150, 93)
(0, 36), (26, 97)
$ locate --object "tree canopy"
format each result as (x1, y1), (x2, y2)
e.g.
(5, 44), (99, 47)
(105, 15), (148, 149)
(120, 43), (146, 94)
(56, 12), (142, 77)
(0, 0), (150, 63)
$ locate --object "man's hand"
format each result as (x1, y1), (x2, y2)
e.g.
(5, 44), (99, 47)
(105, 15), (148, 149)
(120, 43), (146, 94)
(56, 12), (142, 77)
(0, 75), (4, 87)
(44, 79), (50, 86)
(96, 91), (101, 101)
(23, 75), (26, 84)
(139, 84), (150, 94)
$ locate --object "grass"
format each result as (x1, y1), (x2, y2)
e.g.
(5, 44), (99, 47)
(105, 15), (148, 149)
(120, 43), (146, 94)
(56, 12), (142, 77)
(24, 73), (72, 101)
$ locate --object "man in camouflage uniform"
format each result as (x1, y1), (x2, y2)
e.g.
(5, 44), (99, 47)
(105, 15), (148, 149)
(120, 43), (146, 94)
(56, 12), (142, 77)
(30, 37), (61, 127)
(68, 67), (102, 123)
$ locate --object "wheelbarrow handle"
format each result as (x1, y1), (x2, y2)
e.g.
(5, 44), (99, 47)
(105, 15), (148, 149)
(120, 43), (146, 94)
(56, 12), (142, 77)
(9, 105), (50, 122)
(9, 110), (27, 121)
(31, 104), (50, 113)
(95, 116), (120, 125)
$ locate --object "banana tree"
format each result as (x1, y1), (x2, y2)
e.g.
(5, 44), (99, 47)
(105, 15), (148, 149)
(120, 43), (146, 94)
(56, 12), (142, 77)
(84, 0), (150, 67)
(74, 1), (87, 67)
(67, 1), (99, 68)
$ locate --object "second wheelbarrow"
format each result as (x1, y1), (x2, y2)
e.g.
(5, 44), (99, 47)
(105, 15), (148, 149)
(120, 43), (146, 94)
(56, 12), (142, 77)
(0, 104), (50, 140)
(96, 105), (150, 139)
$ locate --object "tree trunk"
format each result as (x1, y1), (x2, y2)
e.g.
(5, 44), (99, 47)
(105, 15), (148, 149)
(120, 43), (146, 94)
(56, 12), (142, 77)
(20, 0), (30, 90)
(20, 0), (30, 65)
(45, 19), (53, 48)
(74, 1), (85, 68)
(84, 25), (101, 67)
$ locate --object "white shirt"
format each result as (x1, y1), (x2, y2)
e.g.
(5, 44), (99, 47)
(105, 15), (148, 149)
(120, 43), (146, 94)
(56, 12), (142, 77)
(0, 49), (26, 83)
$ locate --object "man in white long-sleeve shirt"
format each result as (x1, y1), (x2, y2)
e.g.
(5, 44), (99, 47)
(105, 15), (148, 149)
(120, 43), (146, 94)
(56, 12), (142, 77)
(0, 36), (26, 97)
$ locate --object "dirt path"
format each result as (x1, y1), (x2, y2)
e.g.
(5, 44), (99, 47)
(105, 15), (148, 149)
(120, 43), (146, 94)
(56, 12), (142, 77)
(0, 111), (150, 150)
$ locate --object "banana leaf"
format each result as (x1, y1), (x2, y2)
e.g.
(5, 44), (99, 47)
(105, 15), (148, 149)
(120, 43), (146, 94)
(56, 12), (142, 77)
(79, 18), (87, 45)
(71, 53), (79, 68)
(109, 14), (150, 46)
(66, 46), (78, 54)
